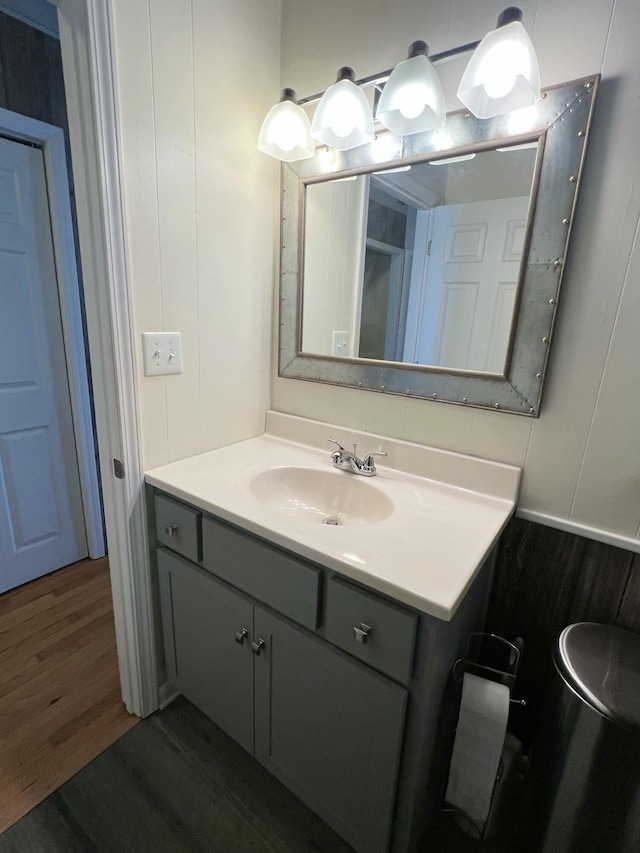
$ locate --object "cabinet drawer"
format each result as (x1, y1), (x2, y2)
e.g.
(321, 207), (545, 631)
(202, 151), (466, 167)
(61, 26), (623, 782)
(202, 515), (320, 631)
(325, 576), (418, 684)
(154, 493), (201, 563)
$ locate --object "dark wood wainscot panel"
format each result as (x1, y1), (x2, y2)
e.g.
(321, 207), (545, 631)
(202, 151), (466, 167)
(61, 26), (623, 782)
(486, 516), (639, 746)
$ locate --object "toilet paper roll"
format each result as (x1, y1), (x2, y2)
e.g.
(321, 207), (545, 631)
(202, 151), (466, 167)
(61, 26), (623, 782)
(445, 673), (510, 823)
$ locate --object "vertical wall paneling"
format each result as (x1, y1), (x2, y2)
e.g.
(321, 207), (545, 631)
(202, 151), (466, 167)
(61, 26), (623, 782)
(149, 0), (200, 464)
(523, 0), (640, 530)
(565, 0), (640, 536)
(110, 0), (280, 469)
(275, 0), (640, 548)
(110, 1), (168, 469)
(531, 0), (615, 86)
(468, 408), (533, 468)
(193, 0), (279, 453)
(569, 213), (640, 535)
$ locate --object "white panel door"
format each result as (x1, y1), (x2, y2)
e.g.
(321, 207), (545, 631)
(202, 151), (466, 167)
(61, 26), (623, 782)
(415, 196), (528, 372)
(0, 136), (87, 593)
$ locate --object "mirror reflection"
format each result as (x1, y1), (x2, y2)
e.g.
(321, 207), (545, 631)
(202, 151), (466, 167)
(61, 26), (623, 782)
(302, 142), (538, 374)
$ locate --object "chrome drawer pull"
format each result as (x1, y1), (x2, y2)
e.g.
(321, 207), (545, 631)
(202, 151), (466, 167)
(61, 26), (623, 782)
(235, 628), (248, 645)
(164, 523), (178, 537)
(353, 623), (372, 644)
(251, 638), (265, 656)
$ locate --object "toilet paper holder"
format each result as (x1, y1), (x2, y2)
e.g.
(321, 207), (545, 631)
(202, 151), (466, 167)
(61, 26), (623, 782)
(453, 632), (526, 707)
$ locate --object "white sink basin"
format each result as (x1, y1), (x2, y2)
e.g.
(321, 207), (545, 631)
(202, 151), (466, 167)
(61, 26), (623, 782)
(145, 411), (521, 620)
(249, 466), (394, 526)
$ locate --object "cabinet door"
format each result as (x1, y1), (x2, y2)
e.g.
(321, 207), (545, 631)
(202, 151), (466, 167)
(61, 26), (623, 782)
(253, 606), (407, 853)
(158, 549), (254, 753)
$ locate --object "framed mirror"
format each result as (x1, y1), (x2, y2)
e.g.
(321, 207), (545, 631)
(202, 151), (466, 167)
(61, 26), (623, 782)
(279, 75), (599, 416)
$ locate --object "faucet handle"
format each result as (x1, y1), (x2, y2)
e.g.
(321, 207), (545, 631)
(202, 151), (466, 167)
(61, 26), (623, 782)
(328, 438), (345, 452)
(363, 449), (387, 469)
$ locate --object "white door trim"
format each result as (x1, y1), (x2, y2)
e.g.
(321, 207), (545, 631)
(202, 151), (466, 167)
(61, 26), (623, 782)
(53, 0), (158, 718)
(0, 108), (105, 560)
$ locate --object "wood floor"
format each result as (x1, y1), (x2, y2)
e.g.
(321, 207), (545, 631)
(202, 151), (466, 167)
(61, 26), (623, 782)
(0, 695), (516, 853)
(0, 697), (355, 853)
(0, 557), (138, 833)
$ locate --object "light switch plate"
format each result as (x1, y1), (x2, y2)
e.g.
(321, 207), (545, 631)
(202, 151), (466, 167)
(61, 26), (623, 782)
(332, 331), (349, 356)
(142, 332), (182, 376)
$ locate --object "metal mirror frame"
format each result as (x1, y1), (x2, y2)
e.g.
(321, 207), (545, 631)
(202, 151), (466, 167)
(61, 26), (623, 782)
(279, 75), (599, 416)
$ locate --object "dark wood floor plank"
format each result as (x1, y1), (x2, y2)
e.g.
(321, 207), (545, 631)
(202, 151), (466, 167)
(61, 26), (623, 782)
(0, 697), (355, 853)
(155, 699), (355, 852)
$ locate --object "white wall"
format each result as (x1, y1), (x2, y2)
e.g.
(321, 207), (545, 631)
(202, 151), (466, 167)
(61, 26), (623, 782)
(274, 0), (640, 549)
(302, 176), (366, 355)
(109, 0), (281, 470)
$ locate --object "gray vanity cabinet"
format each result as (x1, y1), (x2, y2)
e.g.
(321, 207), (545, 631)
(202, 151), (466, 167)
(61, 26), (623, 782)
(253, 605), (407, 853)
(157, 519), (408, 853)
(153, 490), (493, 853)
(157, 549), (255, 753)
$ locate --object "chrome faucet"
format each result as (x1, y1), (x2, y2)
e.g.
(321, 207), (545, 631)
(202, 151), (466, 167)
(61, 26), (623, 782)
(328, 439), (387, 477)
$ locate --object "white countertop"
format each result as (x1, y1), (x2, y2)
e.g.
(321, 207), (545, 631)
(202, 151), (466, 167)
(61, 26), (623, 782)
(146, 412), (521, 621)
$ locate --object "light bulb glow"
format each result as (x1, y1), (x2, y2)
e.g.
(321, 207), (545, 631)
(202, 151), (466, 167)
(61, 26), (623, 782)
(477, 40), (528, 99)
(394, 83), (432, 118)
(325, 91), (358, 138)
(267, 110), (305, 152)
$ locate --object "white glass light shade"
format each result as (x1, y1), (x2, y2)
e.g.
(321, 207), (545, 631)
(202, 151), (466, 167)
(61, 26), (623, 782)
(457, 20), (540, 119)
(311, 68), (374, 151)
(258, 92), (314, 162)
(376, 46), (446, 135)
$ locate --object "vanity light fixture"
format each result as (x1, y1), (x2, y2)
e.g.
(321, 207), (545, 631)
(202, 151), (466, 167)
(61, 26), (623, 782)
(257, 88), (315, 162)
(376, 41), (446, 135)
(258, 6), (540, 161)
(457, 7), (540, 119)
(311, 67), (375, 151)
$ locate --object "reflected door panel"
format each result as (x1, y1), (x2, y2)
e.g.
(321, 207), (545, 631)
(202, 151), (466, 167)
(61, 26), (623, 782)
(412, 197), (528, 373)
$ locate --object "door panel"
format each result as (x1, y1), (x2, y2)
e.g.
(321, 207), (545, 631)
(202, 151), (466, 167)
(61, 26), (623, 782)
(254, 606), (407, 853)
(0, 137), (87, 593)
(0, 428), (60, 548)
(158, 549), (255, 754)
(416, 196), (528, 373)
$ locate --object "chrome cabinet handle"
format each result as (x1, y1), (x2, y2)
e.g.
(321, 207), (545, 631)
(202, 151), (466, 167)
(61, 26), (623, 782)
(164, 523), (178, 537)
(235, 628), (248, 645)
(251, 638), (265, 656)
(353, 623), (372, 644)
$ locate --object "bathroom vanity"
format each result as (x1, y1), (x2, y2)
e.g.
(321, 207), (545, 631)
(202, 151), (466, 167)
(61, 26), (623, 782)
(146, 412), (520, 853)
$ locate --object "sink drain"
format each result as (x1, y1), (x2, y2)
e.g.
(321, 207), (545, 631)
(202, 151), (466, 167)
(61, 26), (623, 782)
(323, 516), (340, 526)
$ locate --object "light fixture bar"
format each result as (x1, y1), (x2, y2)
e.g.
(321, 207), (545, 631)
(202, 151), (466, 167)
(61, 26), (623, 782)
(297, 41), (480, 107)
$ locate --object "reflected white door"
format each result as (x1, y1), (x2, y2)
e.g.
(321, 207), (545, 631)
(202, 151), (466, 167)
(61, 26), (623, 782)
(0, 136), (87, 593)
(415, 196), (528, 372)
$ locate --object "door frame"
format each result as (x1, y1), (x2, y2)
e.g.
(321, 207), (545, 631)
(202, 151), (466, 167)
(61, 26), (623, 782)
(48, 0), (157, 718)
(0, 108), (105, 559)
